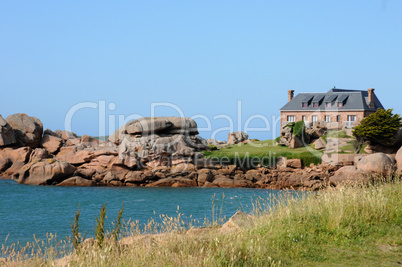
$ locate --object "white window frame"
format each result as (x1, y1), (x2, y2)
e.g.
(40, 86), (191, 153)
(325, 115), (331, 122)
(287, 115), (296, 122)
(348, 115), (356, 122)
(312, 115), (318, 125)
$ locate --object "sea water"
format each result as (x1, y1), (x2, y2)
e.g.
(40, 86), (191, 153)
(0, 179), (302, 246)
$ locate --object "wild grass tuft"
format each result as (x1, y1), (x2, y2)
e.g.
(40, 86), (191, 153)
(94, 203), (107, 248)
(69, 204), (86, 252)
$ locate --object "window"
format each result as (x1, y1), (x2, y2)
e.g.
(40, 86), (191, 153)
(336, 115), (341, 122)
(325, 115), (331, 122)
(337, 102), (343, 108)
(287, 115), (296, 122)
(312, 115), (318, 125)
(326, 102), (331, 108)
(313, 102), (319, 108)
(302, 116), (306, 122)
(302, 102), (308, 108)
(348, 115), (356, 122)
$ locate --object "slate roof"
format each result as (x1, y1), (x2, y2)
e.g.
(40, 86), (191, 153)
(280, 88), (384, 111)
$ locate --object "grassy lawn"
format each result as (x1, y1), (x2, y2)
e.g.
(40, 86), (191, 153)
(203, 140), (323, 167)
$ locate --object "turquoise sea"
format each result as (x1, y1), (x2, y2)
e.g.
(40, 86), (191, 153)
(0, 180), (301, 247)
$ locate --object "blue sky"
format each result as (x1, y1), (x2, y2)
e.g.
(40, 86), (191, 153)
(1, 1), (401, 141)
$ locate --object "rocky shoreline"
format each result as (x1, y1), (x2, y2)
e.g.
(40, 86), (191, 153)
(1, 113), (401, 190)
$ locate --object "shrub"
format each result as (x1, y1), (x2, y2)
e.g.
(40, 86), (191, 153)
(274, 137), (280, 143)
(292, 121), (305, 139)
(353, 109), (401, 146)
(208, 144), (218, 151)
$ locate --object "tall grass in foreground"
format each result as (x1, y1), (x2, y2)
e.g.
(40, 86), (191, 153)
(1, 178), (401, 266)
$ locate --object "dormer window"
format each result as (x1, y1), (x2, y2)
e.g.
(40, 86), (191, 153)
(336, 95), (349, 108)
(325, 95), (337, 108)
(312, 95), (324, 108)
(301, 96), (313, 108)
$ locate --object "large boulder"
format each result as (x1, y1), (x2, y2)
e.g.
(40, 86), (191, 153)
(0, 147), (33, 164)
(12, 159), (76, 185)
(41, 134), (63, 154)
(289, 135), (303, 149)
(6, 113), (43, 148)
(355, 153), (394, 175)
(0, 115), (17, 147)
(206, 138), (226, 146)
(396, 146), (402, 173)
(109, 117), (208, 168)
(329, 166), (366, 186)
(57, 176), (94, 186)
(279, 125), (292, 146)
(227, 131), (249, 145)
(109, 117), (199, 144)
(313, 138), (327, 150)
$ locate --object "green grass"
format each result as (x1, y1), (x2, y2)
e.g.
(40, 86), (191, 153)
(202, 139), (323, 167)
(322, 130), (353, 142)
(4, 178), (401, 266)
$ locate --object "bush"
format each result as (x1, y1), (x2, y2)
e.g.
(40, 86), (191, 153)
(274, 137), (280, 143)
(292, 121), (305, 139)
(208, 144), (218, 151)
(353, 109), (401, 146)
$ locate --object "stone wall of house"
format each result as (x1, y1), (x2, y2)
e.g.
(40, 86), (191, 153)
(280, 111), (367, 128)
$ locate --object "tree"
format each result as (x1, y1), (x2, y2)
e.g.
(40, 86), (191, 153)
(353, 109), (401, 146)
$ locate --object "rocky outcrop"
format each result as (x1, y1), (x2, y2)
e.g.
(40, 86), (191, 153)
(227, 132), (249, 145)
(109, 117), (208, 169)
(12, 159), (76, 185)
(0, 115), (17, 147)
(6, 113), (43, 148)
(1, 113), (400, 190)
(279, 123), (327, 149)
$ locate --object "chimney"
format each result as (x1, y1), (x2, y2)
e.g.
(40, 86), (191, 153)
(368, 88), (375, 108)
(288, 90), (294, 102)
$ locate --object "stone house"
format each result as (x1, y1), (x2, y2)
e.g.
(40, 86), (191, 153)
(279, 88), (384, 129)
